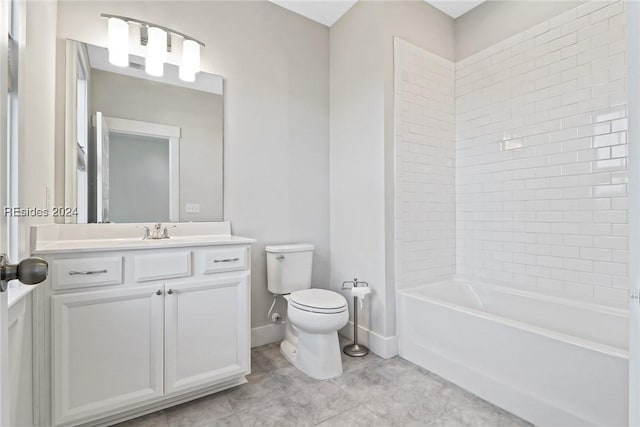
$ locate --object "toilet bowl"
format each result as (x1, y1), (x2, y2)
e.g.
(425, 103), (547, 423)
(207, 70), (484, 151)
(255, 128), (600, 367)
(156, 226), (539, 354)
(265, 243), (349, 379)
(280, 289), (348, 380)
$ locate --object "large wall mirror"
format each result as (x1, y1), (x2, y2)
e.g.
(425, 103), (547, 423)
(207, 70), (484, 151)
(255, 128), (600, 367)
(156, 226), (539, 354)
(62, 39), (223, 223)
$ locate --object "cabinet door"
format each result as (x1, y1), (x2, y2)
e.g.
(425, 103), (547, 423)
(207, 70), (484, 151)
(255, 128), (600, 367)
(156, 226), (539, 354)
(53, 286), (164, 425)
(165, 273), (250, 395)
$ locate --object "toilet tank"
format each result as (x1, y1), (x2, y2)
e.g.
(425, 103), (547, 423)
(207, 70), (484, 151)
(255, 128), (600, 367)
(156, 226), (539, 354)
(266, 244), (315, 294)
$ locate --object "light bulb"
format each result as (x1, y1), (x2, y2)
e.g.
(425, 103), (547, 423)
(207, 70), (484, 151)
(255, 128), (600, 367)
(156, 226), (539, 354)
(179, 39), (200, 82)
(179, 67), (196, 82)
(145, 26), (167, 77)
(107, 17), (129, 67)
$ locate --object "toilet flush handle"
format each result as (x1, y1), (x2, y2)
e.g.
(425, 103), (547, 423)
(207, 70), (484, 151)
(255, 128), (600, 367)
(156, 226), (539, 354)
(276, 255), (285, 261)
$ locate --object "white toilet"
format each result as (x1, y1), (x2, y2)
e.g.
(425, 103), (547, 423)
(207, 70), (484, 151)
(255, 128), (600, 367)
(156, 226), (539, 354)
(266, 244), (348, 380)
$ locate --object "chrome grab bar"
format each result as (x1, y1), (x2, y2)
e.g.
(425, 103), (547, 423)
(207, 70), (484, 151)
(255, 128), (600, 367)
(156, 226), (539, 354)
(69, 269), (108, 275)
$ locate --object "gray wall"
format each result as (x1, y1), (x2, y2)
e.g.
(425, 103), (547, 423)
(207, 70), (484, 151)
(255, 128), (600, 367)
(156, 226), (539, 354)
(56, 0), (330, 333)
(329, 0), (455, 350)
(455, 0), (588, 60)
(18, 1), (58, 258)
(90, 69), (223, 221)
(330, 0), (386, 339)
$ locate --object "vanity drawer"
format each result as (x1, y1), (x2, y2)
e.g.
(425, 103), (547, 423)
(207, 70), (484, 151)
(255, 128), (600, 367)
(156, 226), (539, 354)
(52, 257), (123, 290)
(202, 247), (248, 274)
(134, 251), (192, 282)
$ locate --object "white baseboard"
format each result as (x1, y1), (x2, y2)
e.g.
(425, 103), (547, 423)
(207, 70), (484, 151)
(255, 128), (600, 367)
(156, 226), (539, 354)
(339, 321), (398, 359)
(252, 321), (399, 358)
(251, 323), (285, 348)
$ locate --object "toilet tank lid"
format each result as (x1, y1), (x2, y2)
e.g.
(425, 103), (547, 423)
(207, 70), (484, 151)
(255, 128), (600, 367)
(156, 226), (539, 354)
(265, 243), (315, 253)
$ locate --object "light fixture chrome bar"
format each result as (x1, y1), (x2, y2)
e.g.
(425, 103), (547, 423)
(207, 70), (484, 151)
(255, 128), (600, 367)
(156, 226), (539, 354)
(139, 26), (172, 53)
(100, 13), (205, 47)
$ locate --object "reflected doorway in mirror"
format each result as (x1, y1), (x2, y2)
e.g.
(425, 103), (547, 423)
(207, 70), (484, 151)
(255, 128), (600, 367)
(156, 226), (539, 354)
(91, 114), (180, 223)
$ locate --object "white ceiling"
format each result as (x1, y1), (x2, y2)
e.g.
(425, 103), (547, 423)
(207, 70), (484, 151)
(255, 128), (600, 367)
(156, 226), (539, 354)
(426, 0), (486, 19)
(268, 0), (485, 27)
(269, 1), (358, 27)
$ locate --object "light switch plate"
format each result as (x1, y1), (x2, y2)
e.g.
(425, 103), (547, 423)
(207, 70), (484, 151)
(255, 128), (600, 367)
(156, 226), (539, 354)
(185, 203), (200, 214)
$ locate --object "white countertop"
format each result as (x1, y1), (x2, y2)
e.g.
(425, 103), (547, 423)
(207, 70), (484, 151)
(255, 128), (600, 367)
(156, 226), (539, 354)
(30, 222), (255, 254)
(32, 234), (255, 254)
(8, 283), (37, 308)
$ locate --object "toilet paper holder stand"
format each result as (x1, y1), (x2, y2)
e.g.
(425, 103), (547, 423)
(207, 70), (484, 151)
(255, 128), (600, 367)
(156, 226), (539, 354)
(341, 277), (369, 357)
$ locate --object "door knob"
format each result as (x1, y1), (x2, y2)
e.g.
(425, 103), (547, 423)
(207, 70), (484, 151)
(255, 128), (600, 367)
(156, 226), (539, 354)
(0, 254), (48, 292)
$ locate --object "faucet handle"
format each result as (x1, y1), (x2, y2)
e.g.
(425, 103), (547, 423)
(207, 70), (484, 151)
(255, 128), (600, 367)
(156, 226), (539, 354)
(137, 225), (151, 240)
(163, 225), (176, 239)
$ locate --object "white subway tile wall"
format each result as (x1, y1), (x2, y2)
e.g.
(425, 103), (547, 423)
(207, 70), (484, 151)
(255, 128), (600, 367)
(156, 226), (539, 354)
(394, 38), (456, 288)
(455, 0), (628, 302)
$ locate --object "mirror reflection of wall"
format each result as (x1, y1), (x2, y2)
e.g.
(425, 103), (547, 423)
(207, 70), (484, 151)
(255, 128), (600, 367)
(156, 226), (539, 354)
(74, 46), (90, 223)
(110, 133), (170, 223)
(66, 39), (224, 224)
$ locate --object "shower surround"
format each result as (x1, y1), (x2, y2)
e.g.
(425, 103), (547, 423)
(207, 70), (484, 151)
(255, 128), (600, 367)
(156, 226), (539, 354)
(394, 3), (629, 423)
(456, 0), (627, 302)
(394, 0), (629, 425)
(395, 0), (628, 304)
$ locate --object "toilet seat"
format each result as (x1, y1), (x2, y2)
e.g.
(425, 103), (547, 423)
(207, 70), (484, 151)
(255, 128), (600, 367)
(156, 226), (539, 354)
(289, 289), (347, 314)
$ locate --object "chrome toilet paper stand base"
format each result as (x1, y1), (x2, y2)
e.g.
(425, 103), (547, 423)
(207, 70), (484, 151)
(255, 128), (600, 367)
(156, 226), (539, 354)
(342, 278), (369, 357)
(343, 342), (369, 358)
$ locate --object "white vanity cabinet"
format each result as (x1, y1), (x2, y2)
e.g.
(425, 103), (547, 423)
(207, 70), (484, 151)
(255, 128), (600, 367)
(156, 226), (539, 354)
(36, 239), (252, 427)
(164, 275), (249, 395)
(52, 285), (165, 425)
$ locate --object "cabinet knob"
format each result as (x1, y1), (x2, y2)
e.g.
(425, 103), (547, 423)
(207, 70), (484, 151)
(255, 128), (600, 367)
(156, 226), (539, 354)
(155, 289), (163, 296)
(167, 289), (174, 295)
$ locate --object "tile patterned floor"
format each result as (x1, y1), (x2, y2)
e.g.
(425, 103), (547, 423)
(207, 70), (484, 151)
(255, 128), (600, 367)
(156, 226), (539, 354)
(115, 338), (532, 427)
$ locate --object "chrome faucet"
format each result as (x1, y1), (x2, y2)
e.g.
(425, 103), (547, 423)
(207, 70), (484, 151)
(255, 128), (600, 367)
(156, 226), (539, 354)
(140, 224), (174, 240)
(151, 223), (163, 239)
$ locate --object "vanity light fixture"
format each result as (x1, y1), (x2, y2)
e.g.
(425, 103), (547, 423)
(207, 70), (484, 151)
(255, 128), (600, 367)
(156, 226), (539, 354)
(107, 17), (129, 67)
(101, 13), (205, 81)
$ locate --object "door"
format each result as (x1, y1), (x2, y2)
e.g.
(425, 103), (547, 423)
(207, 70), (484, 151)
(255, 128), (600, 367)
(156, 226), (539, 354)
(629, 2), (640, 426)
(52, 286), (164, 425)
(0, 0), (14, 424)
(164, 273), (250, 395)
(95, 111), (110, 223)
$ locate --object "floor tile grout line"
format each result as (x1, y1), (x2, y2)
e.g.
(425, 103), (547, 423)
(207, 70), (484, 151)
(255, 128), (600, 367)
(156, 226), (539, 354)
(311, 399), (362, 426)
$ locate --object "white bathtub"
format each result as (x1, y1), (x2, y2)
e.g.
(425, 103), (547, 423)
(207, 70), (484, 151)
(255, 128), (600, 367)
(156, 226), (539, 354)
(397, 278), (629, 427)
